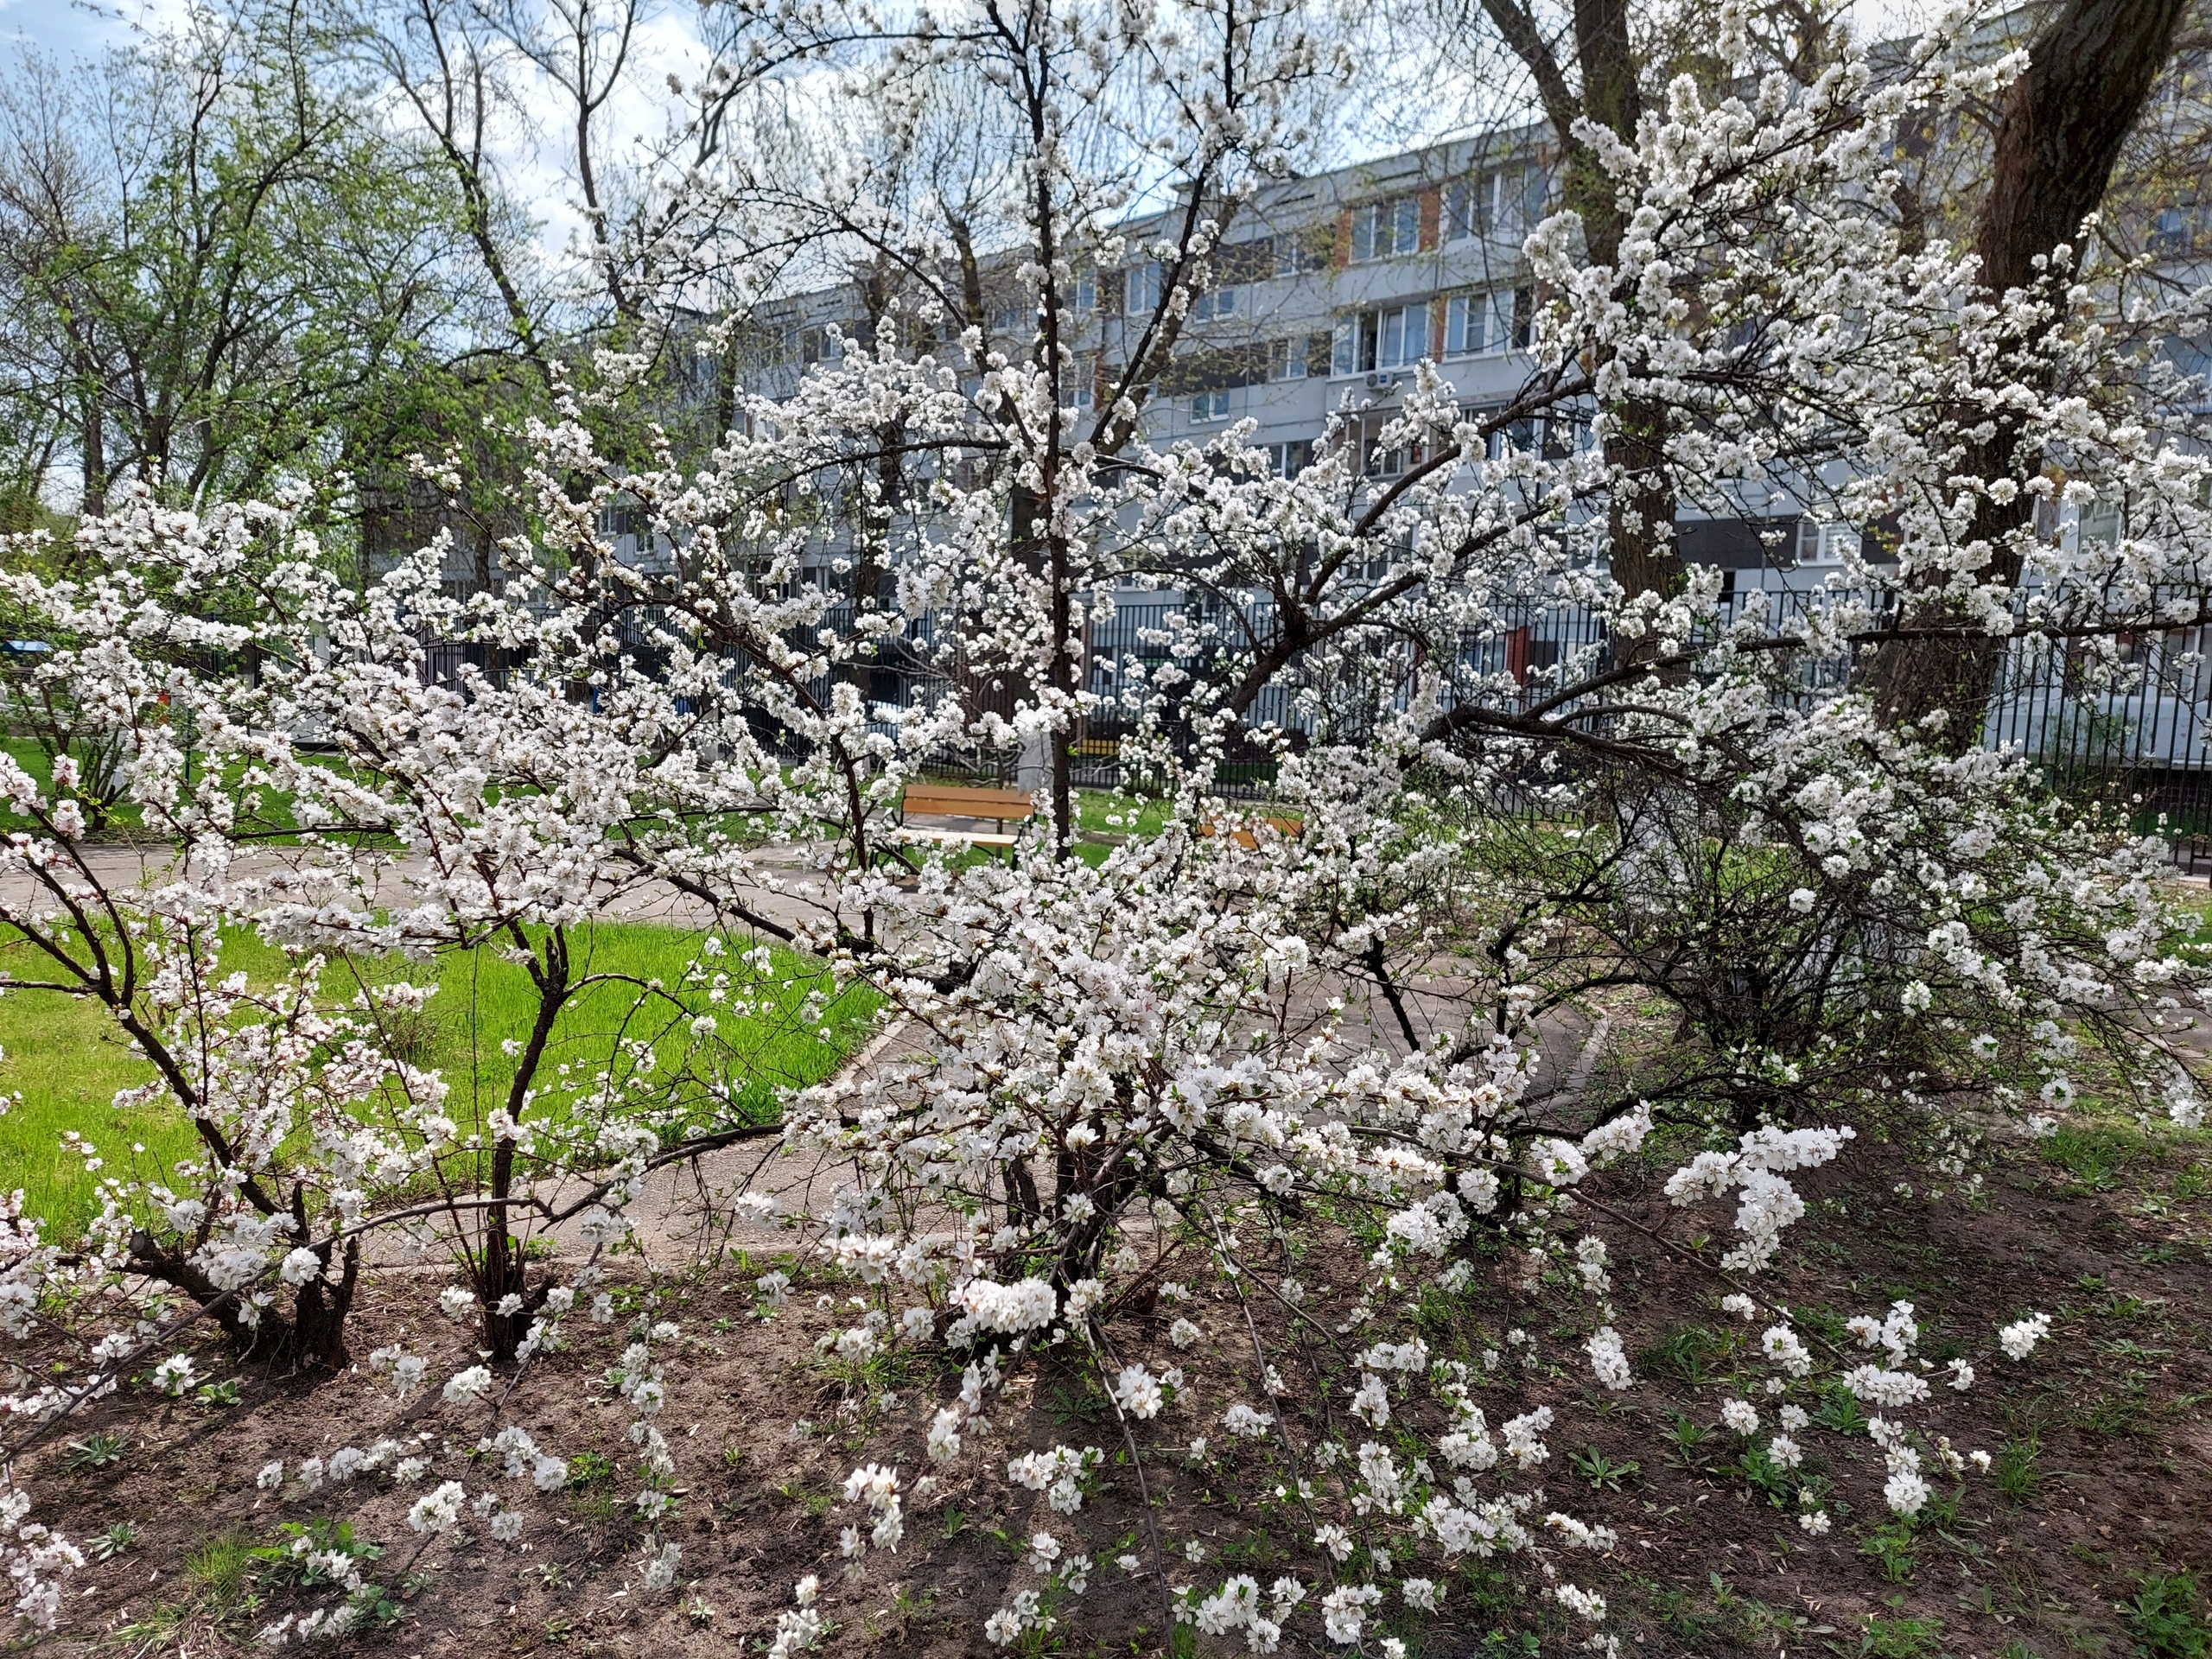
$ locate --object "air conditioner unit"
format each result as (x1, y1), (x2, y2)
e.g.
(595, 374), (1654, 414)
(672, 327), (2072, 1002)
(1364, 371), (1402, 391)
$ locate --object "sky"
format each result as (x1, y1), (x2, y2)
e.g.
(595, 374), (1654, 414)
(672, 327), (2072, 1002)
(0, 0), (166, 61)
(0, 0), (715, 283)
(0, 0), (1941, 273)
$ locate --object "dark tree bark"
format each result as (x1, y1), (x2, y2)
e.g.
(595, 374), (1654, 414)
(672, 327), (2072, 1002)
(1873, 0), (2190, 741)
(1482, 0), (1681, 608)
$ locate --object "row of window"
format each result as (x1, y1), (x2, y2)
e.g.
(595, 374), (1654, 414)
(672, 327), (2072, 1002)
(1180, 289), (1535, 416)
(1351, 164), (1553, 264)
(757, 166), (1554, 365)
(1191, 409), (1590, 479)
(1028, 168), (1549, 333)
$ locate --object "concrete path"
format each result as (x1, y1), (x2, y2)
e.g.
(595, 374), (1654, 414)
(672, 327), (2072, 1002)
(0, 836), (847, 944)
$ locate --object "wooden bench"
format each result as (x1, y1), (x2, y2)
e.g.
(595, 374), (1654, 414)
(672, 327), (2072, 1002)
(889, 783), (1038, 851)
(1199, 815), (1305, 849)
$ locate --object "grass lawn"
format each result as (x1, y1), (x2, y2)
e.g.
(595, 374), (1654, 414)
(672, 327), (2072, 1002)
(0, 921), (879, 1237)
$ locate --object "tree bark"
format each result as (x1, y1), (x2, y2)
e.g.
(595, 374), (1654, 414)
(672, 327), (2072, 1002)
(1481, 0), (1681, 607)
(1873, 0), (2188, 741)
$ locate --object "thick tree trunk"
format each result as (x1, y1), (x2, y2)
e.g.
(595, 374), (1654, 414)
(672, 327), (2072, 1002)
(1484, 0), (1683, 607)
(1874, 0), (2188, 742)
(129, 1232), (359, 1372)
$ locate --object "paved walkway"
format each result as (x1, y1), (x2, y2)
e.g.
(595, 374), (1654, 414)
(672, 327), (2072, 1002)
(0, 836), (845, 943)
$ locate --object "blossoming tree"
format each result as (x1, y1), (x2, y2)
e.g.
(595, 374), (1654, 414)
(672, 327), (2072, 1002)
(0, 1), (2206, 1648)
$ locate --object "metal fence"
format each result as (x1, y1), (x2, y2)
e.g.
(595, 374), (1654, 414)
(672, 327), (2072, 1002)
(1077, 588), (2212, 856)
(457, 581), (2212, 857)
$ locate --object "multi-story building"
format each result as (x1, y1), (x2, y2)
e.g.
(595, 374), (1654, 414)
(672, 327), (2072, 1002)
(556, 104), (2212, 830)
(715, 123), (1892, 616)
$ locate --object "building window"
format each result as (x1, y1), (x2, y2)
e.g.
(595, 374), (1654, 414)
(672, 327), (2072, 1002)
(1066, 353), (1096, 410)
(1797, 521), (1857, 566)
(1274, 230), (1325, 276)
(1192, 284), (1240, 322)
(1122, 261), (1162, 316)
(1359, 418), (1422, 478)
(782, 324), (839, 365)
(1445, 163), (1551, 242)
(1445, 288), (1531, 355)
(1267, 440), (1313, 478)
(1351, 194), (1421, 261)
(1190, 388), (1232, 423)
(1332, 302), (1430, 375)
(1072, 269), (1097, 315)
(1268, 335), (1311, 380)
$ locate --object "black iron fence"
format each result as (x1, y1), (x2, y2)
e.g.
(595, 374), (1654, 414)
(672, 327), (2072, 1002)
(435, 582), (2212, 857)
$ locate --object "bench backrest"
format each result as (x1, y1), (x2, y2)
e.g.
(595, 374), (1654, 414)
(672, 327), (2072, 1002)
(1198, 815), (1305, 848)
(901, 784), (1037, 822)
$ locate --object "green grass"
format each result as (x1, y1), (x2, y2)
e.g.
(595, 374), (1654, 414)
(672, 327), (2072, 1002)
(0, 920), (878, 1236)
(0, 962), (191, 1234)
(0, 735), (145, 832)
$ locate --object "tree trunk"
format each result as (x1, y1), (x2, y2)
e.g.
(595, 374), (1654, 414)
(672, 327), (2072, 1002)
(1873, 0), (2188, 742)
(482, 930), (568, 1362)
(1483, 0), (1683, 607)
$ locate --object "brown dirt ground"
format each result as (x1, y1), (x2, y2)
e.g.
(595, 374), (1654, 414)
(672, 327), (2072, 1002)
(18, 1041), (2212, 1659)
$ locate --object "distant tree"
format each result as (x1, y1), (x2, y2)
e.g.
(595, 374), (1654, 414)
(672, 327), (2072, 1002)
(0, 6), (481, 526)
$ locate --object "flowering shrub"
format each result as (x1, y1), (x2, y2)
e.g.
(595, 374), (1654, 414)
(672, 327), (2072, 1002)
(0, 3), (2207, 1650)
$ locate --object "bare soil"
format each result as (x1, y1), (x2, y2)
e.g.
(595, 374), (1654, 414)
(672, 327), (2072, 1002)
(20, 1039), (2211, 1659)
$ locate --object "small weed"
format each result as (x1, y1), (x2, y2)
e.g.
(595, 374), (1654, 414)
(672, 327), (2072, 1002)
(684, 1596), (717, 1626)
(1045, 1381), (1113, 1426)
(2073, 1372), (2154, 1439)
(194, 1379), (241, 1409)
(1814, 1381), (1871, 1435)
(2043, 1126), (2135, 1191)
(2094, 1291), (2159, 1324)
(778, 1480), (834, 1519)
(1459, 1559), (1518, 1623)
(1913, 1484), (1966, 1535)
(1860, 1523), (1917, 1583)
(1860, 1610), (1945, 1658)
(887, 1581), (938, 1636)
(1995, 1436), (2042, 1505)
(1569, 1446), (1639, 1491)
(65, 1432), (130, 1471)
(92, 1521), (138, 1560)
(108, 1603), (188, 1644)
(1738, 1445), (1802, 1508)
(2124, 1570), (2209, 1659)
(1660, 1411), (1716, 1471)
(1643, 1324), (1727, 1387)
(1649, 1583), (1719, 1641)
(250, 1518), (385, 1590)
(186, 1532), (254, 1606)
(1218, 1528), (1280, 1566)
(571, 1489), (615, 1524)
(566, 1451), (614, 1488)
